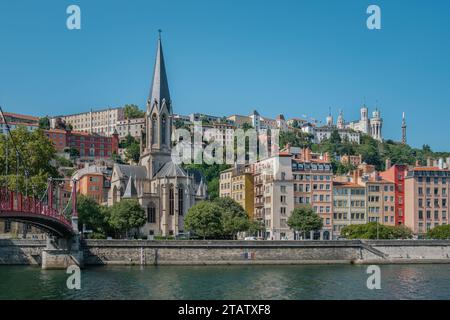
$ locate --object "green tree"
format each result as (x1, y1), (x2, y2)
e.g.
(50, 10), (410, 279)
(287, 206), (323, 239)
(119, 134), (137, 148)
(214, 197), (249, 239)
(55, 155), (73, 167)
(77, 195), (109, 237)
(279, 131), (312, 149)
(341, 222), (412, 239)
(38, 116), (50, 130)
(111, 151), (125, 164)
(247, 220), (265, 236)
(184, 201), (223, 239)
(108, 199), (146, 238)
(123, 104), (145, 119)
(69, 147), (80, 158)
(125, 142), (140, 163)
(329, 129), (342, 144)
(426, 225), (450, 239)
(0, 127), (57, 196)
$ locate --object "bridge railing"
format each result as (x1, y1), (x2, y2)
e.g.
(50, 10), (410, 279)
(0, 187), (72, 228)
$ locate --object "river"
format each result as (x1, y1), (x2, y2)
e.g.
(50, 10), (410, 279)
(0, 264), (449, 299)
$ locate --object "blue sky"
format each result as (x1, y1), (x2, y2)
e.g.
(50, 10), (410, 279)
(1, 0), (450, 150)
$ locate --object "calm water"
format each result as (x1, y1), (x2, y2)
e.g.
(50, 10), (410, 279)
(0, 264), (449, 299)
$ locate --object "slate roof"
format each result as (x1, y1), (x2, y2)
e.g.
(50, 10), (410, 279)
(115, 164), (147, 180)
(123, 175), (138, 198)
(148, 34), (171, 111)
(155, 161), (187, 178)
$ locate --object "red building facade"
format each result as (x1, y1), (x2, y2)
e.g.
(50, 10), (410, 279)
(45, 129), (119, 159)
(380, 163), (408, 225)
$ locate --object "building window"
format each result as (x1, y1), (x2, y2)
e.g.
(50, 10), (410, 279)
(147, 205), (156, 223)
(178, 187), (184, 215)
(161, 115), (167, 145)
(4, 220), (11, 233)
(169, 186), (174, 215)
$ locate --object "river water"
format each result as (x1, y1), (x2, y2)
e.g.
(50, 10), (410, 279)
(0, 264), (449, 299)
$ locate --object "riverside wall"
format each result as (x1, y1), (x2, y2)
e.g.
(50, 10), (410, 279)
(1, 239), (450, 266)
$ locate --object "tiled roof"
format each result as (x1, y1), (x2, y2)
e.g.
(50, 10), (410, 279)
(412, 167), (449, 172)
(333, 182), (363, 188)
(2, 112), (39, 121)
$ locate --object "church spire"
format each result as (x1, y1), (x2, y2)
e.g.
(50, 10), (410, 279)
(148, 30), (171, 113)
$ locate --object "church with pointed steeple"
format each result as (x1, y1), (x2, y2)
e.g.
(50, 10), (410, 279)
(108, 33), (207, 237)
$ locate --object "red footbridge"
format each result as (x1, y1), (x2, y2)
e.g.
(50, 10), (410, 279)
(0, 180), (78, 238)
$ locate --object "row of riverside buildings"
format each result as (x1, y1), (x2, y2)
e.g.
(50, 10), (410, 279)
(1, 33), (436, 241)
(220, 145), (450, 240)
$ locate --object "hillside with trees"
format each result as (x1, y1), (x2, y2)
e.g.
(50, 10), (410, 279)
(279, 129), (450, 173)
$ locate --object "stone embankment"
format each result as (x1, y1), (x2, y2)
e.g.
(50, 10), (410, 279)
(1, 239), (450, 266)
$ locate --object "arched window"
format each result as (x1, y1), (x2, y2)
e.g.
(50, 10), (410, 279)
(112, 185), (118, 204)
(161, 115), (167, 146)
(147, 203), (156, 223)
(151, 114), (157, 145)
(178, 186), (184, 216)
(169, 185), (174, 215)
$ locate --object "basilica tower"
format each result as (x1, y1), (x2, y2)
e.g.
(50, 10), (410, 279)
(370, 108), (383, 141)
(140, 32), (173, 178)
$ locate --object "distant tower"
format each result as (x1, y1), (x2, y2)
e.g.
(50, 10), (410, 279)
(402, 112), (407, 144)
(326, 107), (333, 127)
(337, 109), (345, 129)
(370, 108), (383, 141)
(360, 105), (369, 134)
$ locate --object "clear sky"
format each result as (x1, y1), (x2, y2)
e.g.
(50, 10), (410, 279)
(1, 0), (450, 150)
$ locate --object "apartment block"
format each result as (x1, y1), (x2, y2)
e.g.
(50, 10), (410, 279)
(364, 176), (396, 226)
(231, 173), (255, 219)
(380, 162), (408, 225)
(224, 147), (332, 240)
(45, 129), (119, 159)
(0, 112), (39, 134)
(291, 148), (333, 239)
(405, 167), (449, 236)
(246, 154), (294, 240)
(219, 167), (255, 219)
(116, 117), (145, 139)
(332, 182), (366, 236)
(54, 107), (124, 136)
(72, 165), (112, 205)
(219, 168), (233, 198)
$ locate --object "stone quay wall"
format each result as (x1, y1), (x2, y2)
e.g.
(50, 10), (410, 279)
(0, 239), (46, 265)
(2, 239), (450, 266)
